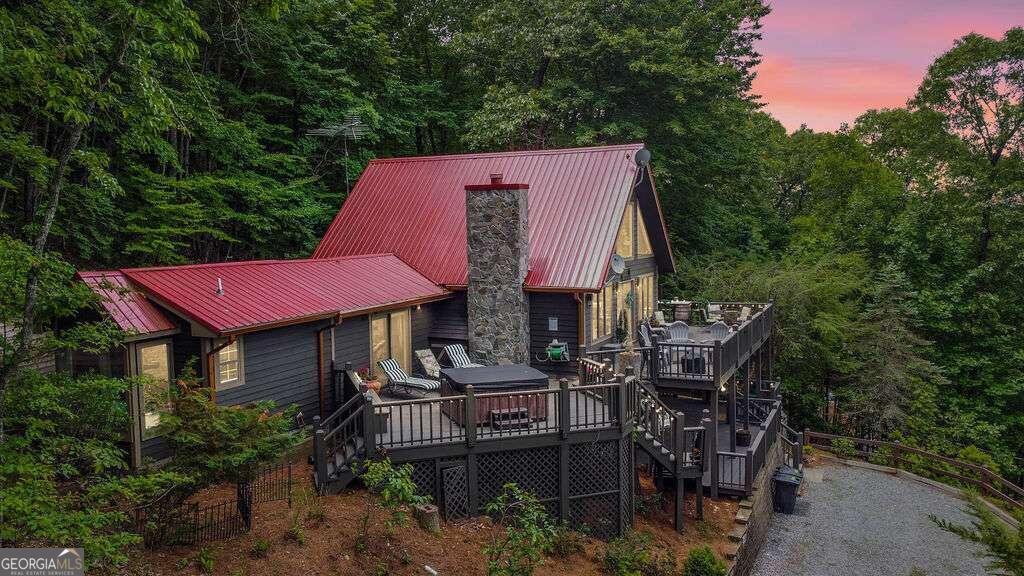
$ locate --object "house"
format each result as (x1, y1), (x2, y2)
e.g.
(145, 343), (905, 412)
(71, 143), (791, 536)
(75, 144), (671, 459)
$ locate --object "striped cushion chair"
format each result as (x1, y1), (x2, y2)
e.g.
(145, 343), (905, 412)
(442, 344), (484, 368)
(377, 358), (440, 398)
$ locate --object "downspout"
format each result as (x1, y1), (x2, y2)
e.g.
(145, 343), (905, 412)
(316, 315), (344, 418)
(574, 292), (586, 361)
(205, 335), (235, 401)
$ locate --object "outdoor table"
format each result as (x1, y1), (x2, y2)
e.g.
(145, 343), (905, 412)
(440, 364), (549, 426)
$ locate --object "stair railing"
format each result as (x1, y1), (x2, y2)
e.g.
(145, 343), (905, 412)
(313, 393), (366, 489)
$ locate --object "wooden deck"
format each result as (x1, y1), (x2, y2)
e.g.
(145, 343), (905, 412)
(373, 383), (619, 451)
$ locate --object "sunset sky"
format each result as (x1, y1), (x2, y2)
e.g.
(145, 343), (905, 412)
(753, 0), (1023, 132)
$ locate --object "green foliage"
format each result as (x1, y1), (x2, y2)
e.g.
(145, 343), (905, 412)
(250, 538), (271, 558)
(159, 372), (302, 484)
(484, 483), (556, 576)
(355, 457), (429, 557)
(602, 531), (652, 576)
(933, 497), (1024, 576)
(1, 369), (186, 572)
(830, 438), (857, 459)
(682, 546), (727, 576)
(546, 523), (586, 558)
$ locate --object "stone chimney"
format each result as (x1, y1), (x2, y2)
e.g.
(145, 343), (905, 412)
(465, 173), (530, 365)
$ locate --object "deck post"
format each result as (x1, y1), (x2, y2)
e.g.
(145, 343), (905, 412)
(559, 378), (571, 439)
(617, 371), (630, 430)
(675, 473), (684, 532)
(728, 374), (737, 452)
(744, 447), (754, 494)
(650, 344), (659, 386)
(362, 392), (377, 459)
(712, 340), (723, 498)
(314, 428), (327, 489)
(705, 405), (718, 498)
(465, 385), (477, 447)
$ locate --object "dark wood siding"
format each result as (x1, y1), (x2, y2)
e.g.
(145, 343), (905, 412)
(332, 315), (370, 374)
(528, 292), (579, 374)
(411, 304), (433, 351)
(217, 320), (327, 425)
(172, 331), (202, 379)
(429, 291), (467, 343)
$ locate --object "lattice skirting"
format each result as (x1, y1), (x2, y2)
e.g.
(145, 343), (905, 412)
(398, 438), (632, 538)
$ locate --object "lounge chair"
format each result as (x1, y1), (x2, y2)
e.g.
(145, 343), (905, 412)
(377, 358), (440, 398)
(415, 349), (442, 379)
(666, 321), (690, 342)
(442, 344), (484, 368)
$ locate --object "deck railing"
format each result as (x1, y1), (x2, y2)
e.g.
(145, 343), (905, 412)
(368, 376), (635, 451)
(312, 393), (367, 489)
(587, 301), (774, 389)
(715, 398), (783, 494)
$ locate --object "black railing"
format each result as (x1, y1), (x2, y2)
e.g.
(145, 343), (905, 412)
(313, 393), (367, 488)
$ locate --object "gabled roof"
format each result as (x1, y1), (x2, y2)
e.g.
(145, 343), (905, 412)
(77, 271), (178, 336)
(120, 254), (448, 335)
(313, 143), (674, 291)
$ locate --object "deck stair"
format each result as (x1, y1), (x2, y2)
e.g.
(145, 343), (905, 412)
(631, 380), (708, 531)
(313, 394), (370, 494)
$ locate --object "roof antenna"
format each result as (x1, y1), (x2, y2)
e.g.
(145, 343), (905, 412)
(216, 277), (224, 296)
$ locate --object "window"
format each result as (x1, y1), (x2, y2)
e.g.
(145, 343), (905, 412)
(637, 211), (653, 256)
(370, 308), (411, 379)
(614, 200), (635, 258)
(216, 338), (243, 390)
(138, 341), (171, 439)
(590, 282), (616, 343)
(634, 274), (657, 320)
(616, 281), (634, 339)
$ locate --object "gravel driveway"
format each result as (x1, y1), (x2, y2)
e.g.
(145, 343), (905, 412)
(751, 462), (989, 576)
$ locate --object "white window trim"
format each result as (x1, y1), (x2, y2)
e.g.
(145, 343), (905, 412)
(215, 337), (245, 391)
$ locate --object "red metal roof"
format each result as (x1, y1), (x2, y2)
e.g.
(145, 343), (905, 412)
(313, 143), (672, 291)
(77, 271), (177, 335)
(121, 254), (448, 335)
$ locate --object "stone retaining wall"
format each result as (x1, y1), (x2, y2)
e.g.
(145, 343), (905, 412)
(727, 441), (784, 576)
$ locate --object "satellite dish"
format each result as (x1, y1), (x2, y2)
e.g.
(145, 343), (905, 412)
(610, 254), (626, 275)
(634, 148), (652, 167)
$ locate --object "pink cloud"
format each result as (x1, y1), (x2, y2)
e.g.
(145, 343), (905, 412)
(754, 1), (1024, 132)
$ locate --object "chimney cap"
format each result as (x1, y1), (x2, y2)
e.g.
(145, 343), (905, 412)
(466, 173), (529, 191)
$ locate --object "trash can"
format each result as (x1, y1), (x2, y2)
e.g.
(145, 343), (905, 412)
(772, 465), (802, 514)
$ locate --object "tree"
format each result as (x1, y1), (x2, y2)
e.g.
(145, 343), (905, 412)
(0, 0), (203, 394)
(913, 27), (1024, 265)
(933, 497), (1024, 576)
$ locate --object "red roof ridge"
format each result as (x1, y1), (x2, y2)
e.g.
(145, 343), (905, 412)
(122, 253), (397, 274)
(366, 142), (645, 165)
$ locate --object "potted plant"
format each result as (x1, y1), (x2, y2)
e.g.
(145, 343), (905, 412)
(358, 366), (382, 393)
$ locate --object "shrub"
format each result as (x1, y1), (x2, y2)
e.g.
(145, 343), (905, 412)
(830, 437), (857, 459)
(250, 538), (271, 558)
(1, 370), (186, 571)
(195, 548), (215, 573)
(602, 531), (652, 576)
(682, 546), (726, 576)
(160, 367), (303, 484)
(484, 483), (556, 576)
(546, 523), (586, 558)
(867, 445), (894, 466)
(356, 458), (429, 552)
(285, 520), (305, 545)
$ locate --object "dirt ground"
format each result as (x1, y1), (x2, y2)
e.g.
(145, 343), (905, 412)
(140, 467), (737, 576)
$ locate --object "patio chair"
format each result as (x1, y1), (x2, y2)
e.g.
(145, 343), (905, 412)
(638, 323), (671, 371)
(377, 358), (440, 398)
(706, 303), (724, 323)
(415, 348), (442, 379)
(441, 343), (484, 368)
(666, 321), (690, 342)
(709, 321), (730, 340)
(652, 310), (668, 326)
(737, 306), (752, 324)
